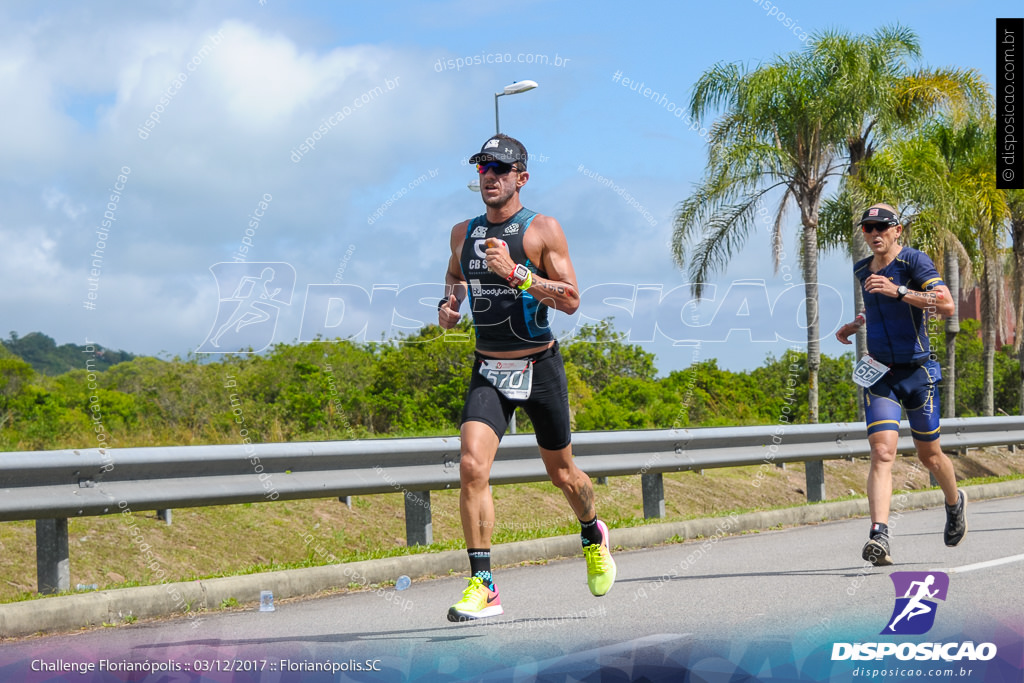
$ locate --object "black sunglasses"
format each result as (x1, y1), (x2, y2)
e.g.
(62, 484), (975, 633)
(861, 221), (897, 233)
(476, 161), (518, 175)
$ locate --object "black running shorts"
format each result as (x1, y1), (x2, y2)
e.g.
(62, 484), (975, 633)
(460, 340), (572, 450)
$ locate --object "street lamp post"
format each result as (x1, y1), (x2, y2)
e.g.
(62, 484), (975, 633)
(469, 80), (538, 192)
(494, 80), (537, 134)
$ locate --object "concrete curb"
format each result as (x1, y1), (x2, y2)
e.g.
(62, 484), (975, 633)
(3, 479), (1022, 639)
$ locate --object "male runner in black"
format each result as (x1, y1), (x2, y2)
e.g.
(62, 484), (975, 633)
(836, 203), (966, 565)
(438, 134), (615, 621)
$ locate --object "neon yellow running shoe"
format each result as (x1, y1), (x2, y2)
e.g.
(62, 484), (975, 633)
(447, 576), (503, 622)
(583, 519), (616, 596)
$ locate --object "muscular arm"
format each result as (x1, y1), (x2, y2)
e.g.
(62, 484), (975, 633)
(516, 215), (581, 315)
(481, 214), (581, 314)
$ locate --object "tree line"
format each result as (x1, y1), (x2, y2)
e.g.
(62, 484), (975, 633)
(0, 320), (1018, 453)
(3, 331), (135, 375)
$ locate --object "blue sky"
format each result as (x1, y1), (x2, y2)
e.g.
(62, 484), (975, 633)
(1, 0), (1015, 373)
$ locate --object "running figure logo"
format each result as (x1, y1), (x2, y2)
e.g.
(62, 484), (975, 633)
(882, 571), (949, 635)
(197, 262), (296, 353)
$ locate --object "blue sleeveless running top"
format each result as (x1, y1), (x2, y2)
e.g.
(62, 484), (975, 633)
(854, 246), (945, 365)
(459, 207), (554, 352)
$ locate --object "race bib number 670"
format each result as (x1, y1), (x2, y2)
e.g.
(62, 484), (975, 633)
(479, 359), (534, 400)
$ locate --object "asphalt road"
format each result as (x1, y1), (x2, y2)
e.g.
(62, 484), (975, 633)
(2, 495), (1022, 682)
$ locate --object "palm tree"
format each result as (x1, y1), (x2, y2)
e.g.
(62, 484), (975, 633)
(912, 118), (1005, 417)
(809, 25), (988, 418)
(1007, 190), (1024, 414)
(673, 52), (849, 430)
(673, 51), (857, 501)
(822, 117), (1001, 417)
(931, 116), (1010, 416)
(676, 26), (989, 422)
(974, 191), (1011, 415)
(916, 118), (1008, 418)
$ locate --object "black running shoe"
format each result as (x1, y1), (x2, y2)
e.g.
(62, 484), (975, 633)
(944, 490), (967, 547)
(862, 535), (893, 566)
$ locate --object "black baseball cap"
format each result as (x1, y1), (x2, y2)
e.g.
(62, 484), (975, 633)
(857, 206), (900, 226)
(469, 135), (528, 170)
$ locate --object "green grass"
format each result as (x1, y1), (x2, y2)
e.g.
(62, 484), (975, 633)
(1, 448), (1021, 604)
(952, 472), (1024, 486)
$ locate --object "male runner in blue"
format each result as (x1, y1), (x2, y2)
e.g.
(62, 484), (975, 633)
(836, 204), (967, 565)
(438, 134), (616, 621)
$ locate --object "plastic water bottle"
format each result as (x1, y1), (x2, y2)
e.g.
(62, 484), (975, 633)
(395, 575), (411, 591)
(259, 590), (275, 611)
(76, 584), (98, 591)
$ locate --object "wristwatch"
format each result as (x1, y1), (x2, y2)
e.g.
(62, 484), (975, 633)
(506, 264), (531, 289)
(896, 285), (909, 301)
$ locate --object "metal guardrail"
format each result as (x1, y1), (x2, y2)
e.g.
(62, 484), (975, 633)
(2, 416), (1022, 594)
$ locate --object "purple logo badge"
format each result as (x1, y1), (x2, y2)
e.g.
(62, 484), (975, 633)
(882, 571), (949, 635)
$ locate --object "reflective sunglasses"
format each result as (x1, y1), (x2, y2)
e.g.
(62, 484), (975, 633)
(476, 161), (517, 175)
(861, 221), (896, 233)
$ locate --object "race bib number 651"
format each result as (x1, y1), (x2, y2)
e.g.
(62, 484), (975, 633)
(479, 359), (534, 400)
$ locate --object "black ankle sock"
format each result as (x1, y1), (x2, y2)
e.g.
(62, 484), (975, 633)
(870, 522), (889, 539)
(580, 516), (601, 546)
(945, 492), (963, 511)
(468, 548), (493, 588)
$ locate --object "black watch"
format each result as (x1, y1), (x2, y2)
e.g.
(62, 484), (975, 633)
(896, 285), (909, 301)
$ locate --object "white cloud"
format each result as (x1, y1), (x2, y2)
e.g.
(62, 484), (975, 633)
(0, 6), (479, 355)
(0, 1), (914, 369)
(42, 188), (88, 221)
